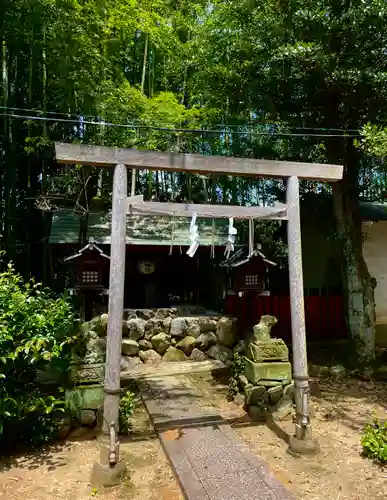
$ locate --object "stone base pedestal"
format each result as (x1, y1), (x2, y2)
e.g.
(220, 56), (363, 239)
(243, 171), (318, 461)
(288, 435), (320, 456)
(90, 436), (127, 487)
(90, 460), (127, 487)
(243, 336), (294, 422)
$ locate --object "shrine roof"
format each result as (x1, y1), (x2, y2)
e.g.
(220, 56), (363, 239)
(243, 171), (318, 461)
(49, 210), (230, 246)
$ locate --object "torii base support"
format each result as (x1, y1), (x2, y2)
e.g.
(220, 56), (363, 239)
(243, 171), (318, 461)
(288, 430), (320, 457)
(90, 438), (127, 487)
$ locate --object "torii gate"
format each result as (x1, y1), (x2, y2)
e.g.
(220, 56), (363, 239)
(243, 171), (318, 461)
(55, 142), (343, 483)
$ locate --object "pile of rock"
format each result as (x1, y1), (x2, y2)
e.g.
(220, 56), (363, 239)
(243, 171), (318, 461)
(241, 315), (295, 422)
(66, 308), (239, 425)
(74, 308), (239, 372)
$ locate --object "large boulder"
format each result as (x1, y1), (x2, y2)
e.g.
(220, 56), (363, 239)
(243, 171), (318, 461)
(144, 318), (164, 340)
(190, 348), (207, 361)
(329, 365), (346, 378)
(122, 320), (129, 337)
(162, 317), (172, 334)
(176, 336), (196, 356)
(155, 308), (172, 320)
(195, 332), (217, 350)
(163, 346), (188, 362)
(170, 318), (187, 337)
(284, 381), (295, 402)
(198, 317), (217, 333)
(121, 356), (143, 371)
(139, 349), (162, 365)
(186, 319), (201, 338)
(216, 317), (238, 347)
(139, 339), (153, 351)
(206, 344), (233, 364)
(151, 333), (171, 355)
(126, 318), (146, 341)
(268, 385), (284, 405)
(77, 409), (97, 427)
(122, 339), (140, 356)
(136, 309), (155, 320)
(244, 385), (267, 406)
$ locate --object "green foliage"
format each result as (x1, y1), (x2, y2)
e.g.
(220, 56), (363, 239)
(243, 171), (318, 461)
(4, 0), (387, 363)
(358, 123), (387, 158)
(119, 389), (136, 435)
(0, 257), (76, 446)
(361, 418), (387, 464)
(228, 352), (246, 401)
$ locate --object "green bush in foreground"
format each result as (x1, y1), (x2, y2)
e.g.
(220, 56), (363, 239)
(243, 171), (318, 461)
(0, 259), (76, 447)
(119, 389), (136, 435)
(228, 352), (246, 401)
(361, 418), (387, 464)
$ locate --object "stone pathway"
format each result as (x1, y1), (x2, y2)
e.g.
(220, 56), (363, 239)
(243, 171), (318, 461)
(139, 375), (294, 500)
(122, 359), (225, 382)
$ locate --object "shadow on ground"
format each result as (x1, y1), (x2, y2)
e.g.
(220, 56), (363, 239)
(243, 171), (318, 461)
(0, 442), (71, 473)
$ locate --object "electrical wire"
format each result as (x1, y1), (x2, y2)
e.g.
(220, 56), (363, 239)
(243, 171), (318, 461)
(1, 111), (362, 137)
(3, 236), (50, 248)
(0, 105), (363, 132)
(0, 106), (361, 132)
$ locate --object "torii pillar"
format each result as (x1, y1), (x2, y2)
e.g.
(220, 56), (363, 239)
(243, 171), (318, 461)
(91, 163), (128, 485)
(287, 176), (319, 455)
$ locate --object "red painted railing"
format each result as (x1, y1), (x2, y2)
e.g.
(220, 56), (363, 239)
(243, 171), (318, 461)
(225, 294), (347, 340)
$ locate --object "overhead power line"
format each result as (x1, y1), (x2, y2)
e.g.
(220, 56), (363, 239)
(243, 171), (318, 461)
(1, 111), (362, 138)
(0, 105), (361, 133)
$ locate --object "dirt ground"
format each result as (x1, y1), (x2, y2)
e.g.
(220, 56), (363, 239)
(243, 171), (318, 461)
(1, 371), (387, 500)
(0, 400), (183, 500)
(188, 372), (387, 500)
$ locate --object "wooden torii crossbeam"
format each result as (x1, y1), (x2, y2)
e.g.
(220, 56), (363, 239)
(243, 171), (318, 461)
(55, 142), (343, 181)
(54, 142), (343, 479)
(127, 195), (288, 220)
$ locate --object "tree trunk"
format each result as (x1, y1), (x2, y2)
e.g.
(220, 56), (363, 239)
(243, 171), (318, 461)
(141, 34), (148, 94)
(3, 41), (15, 262)
(41, 29), (49, 285)
(331, 142), (376, 364)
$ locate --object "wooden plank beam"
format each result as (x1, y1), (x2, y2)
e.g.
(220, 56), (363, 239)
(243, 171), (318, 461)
(55, 142), (343, 181)
(127, 199), (288, 220)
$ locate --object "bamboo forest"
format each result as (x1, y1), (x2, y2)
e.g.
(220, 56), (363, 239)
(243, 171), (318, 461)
(2, 1), (387, 358)
(4, 2), (387, 498)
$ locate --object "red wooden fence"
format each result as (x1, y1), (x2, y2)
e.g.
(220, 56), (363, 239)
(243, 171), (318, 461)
(225, 294), (347, 340)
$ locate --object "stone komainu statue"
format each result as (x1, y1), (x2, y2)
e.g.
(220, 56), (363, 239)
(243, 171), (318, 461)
(252, 315), (278, 342)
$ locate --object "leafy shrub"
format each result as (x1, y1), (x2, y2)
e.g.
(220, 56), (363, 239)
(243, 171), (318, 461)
(228, 352), (246, 401)
(0, 259), (76, 447)
(119, 389), (136, 435)
(361, 418), (387, 464)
